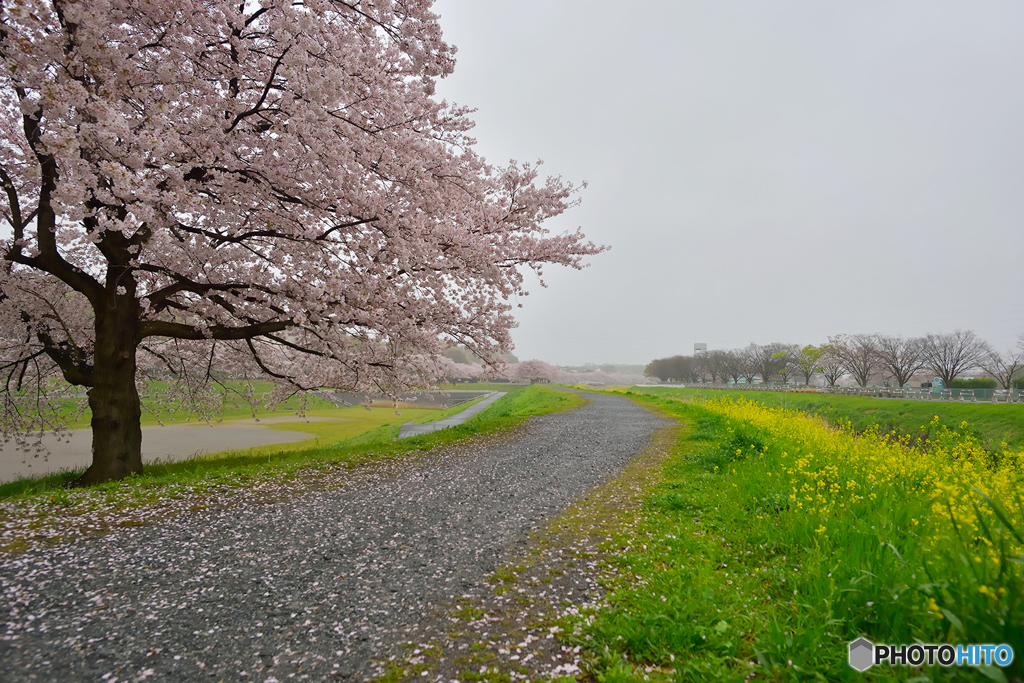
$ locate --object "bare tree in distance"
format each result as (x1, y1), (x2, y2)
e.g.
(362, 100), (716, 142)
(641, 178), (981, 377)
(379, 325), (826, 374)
(981, 345), (1024, 391)
(832, 334), (880, 388)
(721, 350), (746, 385)
(693, 352), (711, 384)
(740, 345), (761, 385)
(642, 328), (1013, 392)
(695, 350), (720, 384)
(875, 335), (928, 388)
(645, 356), (699, 383)
(708, 349), (732, 385)
(818, 347), (847, 388)
(923, 330), (993, 389)
(746, 343), (791, 385)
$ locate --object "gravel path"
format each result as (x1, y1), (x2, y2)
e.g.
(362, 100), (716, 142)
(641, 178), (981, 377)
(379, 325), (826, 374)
(0, 391), (669, 682)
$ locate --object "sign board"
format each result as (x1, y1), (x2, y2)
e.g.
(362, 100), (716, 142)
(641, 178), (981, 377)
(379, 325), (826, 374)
(694, 343), (707, 353)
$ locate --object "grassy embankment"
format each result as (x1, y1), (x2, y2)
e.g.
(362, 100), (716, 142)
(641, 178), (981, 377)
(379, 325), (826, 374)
(638, 386), (1024, 452)
(560, 391), (1022, 682)
(44, 380), (526, 429)
(0, 383), (563, 502)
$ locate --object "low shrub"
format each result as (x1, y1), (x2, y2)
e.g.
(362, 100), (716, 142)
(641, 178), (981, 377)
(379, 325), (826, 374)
(950, 378), (997, 389)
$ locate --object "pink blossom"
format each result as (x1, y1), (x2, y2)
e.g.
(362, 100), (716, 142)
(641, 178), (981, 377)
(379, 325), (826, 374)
(0, 0), (604, 482)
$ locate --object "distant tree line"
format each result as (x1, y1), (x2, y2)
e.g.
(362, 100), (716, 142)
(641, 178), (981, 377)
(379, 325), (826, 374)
(645, 330), (1024, 390)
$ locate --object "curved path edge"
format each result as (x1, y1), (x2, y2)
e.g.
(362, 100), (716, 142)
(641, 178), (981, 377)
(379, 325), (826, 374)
(397, 391), (506, 438)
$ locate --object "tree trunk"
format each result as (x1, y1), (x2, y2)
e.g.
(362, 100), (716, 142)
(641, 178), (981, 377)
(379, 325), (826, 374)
(76, 307), (142, 486)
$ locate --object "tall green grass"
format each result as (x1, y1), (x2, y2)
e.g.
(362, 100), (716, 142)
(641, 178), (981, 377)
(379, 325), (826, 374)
(566, 393), (1023, 682)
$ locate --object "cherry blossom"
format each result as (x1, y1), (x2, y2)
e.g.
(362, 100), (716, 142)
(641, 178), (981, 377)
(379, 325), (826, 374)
(0, 0), (603, 483)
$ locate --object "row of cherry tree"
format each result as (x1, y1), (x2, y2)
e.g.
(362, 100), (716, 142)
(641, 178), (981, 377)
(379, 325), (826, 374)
(645, 330), (1024, 390)
(440, 357), (648, 386)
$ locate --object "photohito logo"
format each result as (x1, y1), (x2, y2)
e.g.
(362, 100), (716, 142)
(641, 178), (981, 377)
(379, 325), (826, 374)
(849, 638), (1014, 671)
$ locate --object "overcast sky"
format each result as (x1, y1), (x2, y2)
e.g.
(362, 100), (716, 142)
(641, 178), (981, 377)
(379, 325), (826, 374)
(433, 0), (1024, 366)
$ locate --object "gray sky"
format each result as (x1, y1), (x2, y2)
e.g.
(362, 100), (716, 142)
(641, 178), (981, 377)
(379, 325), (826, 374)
(433, 0), (1024, 366)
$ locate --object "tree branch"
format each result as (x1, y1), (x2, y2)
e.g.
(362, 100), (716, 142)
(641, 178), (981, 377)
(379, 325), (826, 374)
(36, 330), (94, 386)
(245, 338), (290, 379)
(139, 319), (292, 341)
(16, 98), (104, 305)
(225, 48), (289, 133)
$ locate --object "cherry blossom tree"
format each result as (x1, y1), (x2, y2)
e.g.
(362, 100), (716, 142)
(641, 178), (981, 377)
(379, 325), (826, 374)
(511, 359), (558, 384)
(0, 0), (602, 484)
(831, 334), (880, 388)
(980, 342), (1023, 392)
(437, 357), (482, 383)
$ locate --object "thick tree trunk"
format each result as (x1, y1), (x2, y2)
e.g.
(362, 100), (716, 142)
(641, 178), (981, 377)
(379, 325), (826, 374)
(76, 308), (142, 486)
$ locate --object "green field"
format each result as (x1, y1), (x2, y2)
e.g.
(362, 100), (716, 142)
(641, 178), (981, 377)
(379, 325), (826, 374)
(631, 386), (1024, 451)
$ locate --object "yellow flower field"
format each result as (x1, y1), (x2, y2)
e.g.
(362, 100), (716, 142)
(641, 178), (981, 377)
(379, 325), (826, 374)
(702, 397), (1022, 648)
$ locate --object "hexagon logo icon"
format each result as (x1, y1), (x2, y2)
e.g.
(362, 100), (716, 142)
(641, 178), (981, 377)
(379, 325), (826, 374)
(849, 637), (874, 672)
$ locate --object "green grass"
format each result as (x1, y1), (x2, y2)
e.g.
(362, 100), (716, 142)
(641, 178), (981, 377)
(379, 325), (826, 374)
(34, 380), (529, 429)
(562, 399), (781, 682)
(43, 380), (346, 429)
(189, 394), (493, 460)
(562, 392), (1022, 682)
(0, 385), (583, 503)
(0, 404), (435, 499)
(631, 385), (1024, 452)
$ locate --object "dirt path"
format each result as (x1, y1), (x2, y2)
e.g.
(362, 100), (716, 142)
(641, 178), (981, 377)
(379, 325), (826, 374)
(0, 391), (669, 682)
